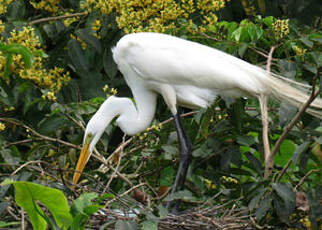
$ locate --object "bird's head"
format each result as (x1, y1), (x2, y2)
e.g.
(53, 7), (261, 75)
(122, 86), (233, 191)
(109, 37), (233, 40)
(72, 98), (118, 184)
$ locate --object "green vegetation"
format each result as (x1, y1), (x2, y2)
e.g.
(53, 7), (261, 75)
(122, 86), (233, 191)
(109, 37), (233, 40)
(0, 0), (321, 229)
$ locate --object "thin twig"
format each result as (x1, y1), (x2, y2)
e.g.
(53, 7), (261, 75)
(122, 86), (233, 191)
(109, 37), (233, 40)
(10, 160), (46, 179)
(294, 169), (321, 191)
(270, 89), (320, 159)
(29, 12), (87, 25)
(276, 157), (293, 181)
(0, 118), (81, 150)
(103, 136), (126, 193)
(104, 183), (146, 207)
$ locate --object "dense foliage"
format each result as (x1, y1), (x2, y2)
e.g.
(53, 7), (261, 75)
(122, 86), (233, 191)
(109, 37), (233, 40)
(0, 0), (321, 229)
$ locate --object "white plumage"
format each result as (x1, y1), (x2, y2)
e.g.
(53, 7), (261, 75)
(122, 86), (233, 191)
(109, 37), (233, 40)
(73, 32), (322, 196)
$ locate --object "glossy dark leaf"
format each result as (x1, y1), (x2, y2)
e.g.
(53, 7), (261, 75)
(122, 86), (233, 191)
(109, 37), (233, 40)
(255, 196), (272, 221)
(115, 220), (138, 230)
(75, 29), (102, 54)
(103, 48), (118, 79)
(272, 183), (296, 211)
(292, 141), (310, 166)
(67, 39), (90, 73)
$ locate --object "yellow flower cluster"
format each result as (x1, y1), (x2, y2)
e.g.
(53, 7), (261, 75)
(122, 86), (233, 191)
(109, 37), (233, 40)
(30, 0), (60, 14)
(64, 17), (78, 28)
(103, 84), (118, 97)
(80, 0), (229, 34)
(0, 20), (5, 35)
(221, 175), (238, 184)
(1, 26), (70, 92)
(293, 45), (307, 56)
(4, 106), (14, 112)
(299, 216), (312, 229)
(0, 0), (13, 15)
(204, 178), (217, 190)
(273, 19), (289, 40)
(0, 122), (5, 131)
(137, 123), (162, 141)
(42, 91), (57, 101)
(92, 20), (102, 39)
(197, 0), (228, 26)
(70, 34), (87, 50)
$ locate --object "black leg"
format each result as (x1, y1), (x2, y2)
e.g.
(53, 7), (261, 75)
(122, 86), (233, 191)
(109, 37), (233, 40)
(166, 112), (192, 211)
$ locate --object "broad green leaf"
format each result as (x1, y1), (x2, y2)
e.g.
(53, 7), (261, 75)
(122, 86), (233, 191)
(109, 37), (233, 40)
(157, 204), (168, 218)
(103, 48), (118, 79)
(71, 192), (98, 216)
(75, 29), (102, 54)
(299, 37), (313, 48)
(162, 145), (178, 160)
(238, 43), (248, 58)
(255, 196), (272, 221)
(249, 188), (266, 211)
(244, 152), (263, 175)
(303, 63), (317, 74)
(262, 16), (274, 26)
(6, 0), (26, 20)
(275, 140), (296, 166)
(1, 179), (72, 230)
(141, 220), (158, 230)
(160, 166), (175, 186)
(272, 183), (295, 224)
(67, 39), (90, 73)
(237, 135), (255, 146)
(308, 33), (322, 43)
(272, 183), (295, 204)
(115, 220), (138, 230)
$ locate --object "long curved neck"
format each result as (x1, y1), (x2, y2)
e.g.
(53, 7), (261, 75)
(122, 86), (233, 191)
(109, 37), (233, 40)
(116, 86), (157, 135)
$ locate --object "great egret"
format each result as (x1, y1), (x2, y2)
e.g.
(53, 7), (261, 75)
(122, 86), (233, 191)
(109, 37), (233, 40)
(73, 32), (322, 207)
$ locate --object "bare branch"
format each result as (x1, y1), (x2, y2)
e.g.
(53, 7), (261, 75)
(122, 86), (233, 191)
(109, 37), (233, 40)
(29, 12), (87, 25)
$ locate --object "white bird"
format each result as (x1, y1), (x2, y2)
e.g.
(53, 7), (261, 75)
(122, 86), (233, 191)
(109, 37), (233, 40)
(73, 32), (322, 208)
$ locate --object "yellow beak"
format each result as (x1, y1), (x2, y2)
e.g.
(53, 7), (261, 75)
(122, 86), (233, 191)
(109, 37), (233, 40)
(73, 143), (91, 184)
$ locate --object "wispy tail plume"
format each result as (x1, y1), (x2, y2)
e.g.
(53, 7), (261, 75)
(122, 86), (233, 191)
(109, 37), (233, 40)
(266, 74), (322, 118)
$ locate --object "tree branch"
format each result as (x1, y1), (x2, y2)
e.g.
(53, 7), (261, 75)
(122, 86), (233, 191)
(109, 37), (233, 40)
(29, 12), (87, 25)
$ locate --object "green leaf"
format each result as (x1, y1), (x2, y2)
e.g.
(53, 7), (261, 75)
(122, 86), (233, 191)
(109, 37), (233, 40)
(272, 183), (296, 224)
(160, 166), (175, 186)
(162, 145), (178, 160)
(1, 179), (72, 230)
(75, 29), (102, 54)
(299, 37), (313, 48)
(237, 135), (255, 146)
(157, 204), (168, 218)
(103, 48), (118, 79)
(249, 188), (266, 211)
(2, 43), (33, 68)
(255, 196), (272, 221)
(115, 220), (138, 230)
(67, 39), (90, 73)
(275, 140), (296, 166)
(71, 192), (98, 216)
(3, 54), (13, 79)
(303, 63), (317, 74)
(272, 183), (295, 205)
(6, 0), (26, 20)
(238, 43), (248, 58)
(262, 16), (274, 26)
(0, 221), (20, 228)
(141, 220), (158, 230)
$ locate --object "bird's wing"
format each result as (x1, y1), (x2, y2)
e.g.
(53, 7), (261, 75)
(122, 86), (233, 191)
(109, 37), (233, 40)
(115, 33), (267, 96)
